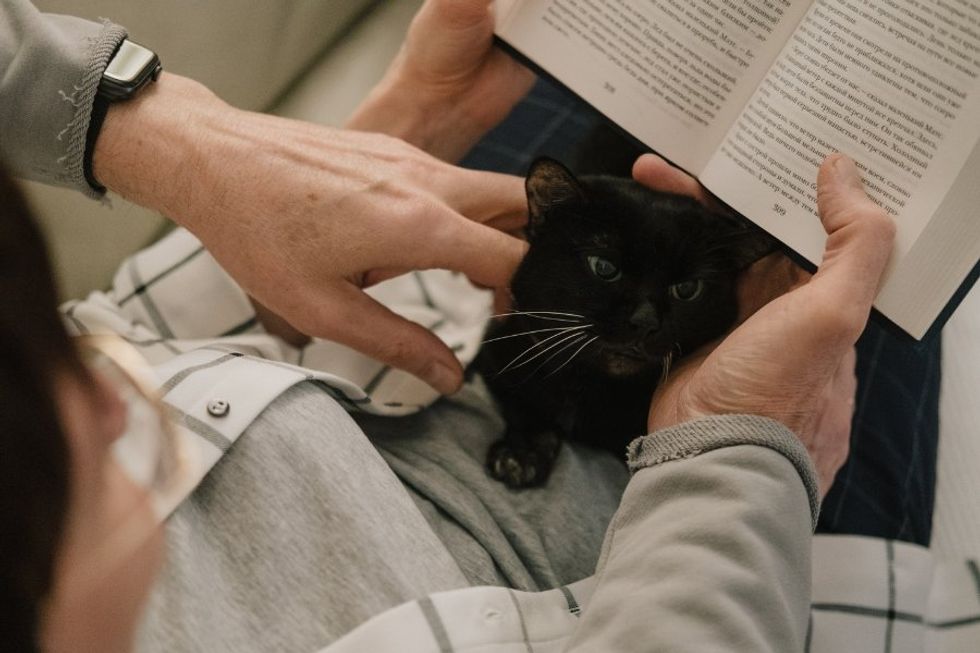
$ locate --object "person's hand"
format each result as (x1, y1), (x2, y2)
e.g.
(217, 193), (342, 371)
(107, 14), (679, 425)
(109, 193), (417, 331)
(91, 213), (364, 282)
(94, 73), (529, 395)
(633, 153), (894, 495)
(348, 0), (535, 162)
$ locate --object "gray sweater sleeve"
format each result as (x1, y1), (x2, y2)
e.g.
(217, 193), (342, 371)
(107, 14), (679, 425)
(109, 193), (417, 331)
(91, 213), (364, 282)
(568, 415), (819, 653)
(0, 0), (126, 197)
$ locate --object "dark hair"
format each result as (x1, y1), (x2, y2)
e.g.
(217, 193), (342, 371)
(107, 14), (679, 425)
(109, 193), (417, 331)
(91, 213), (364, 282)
(0, 165), (83, 651)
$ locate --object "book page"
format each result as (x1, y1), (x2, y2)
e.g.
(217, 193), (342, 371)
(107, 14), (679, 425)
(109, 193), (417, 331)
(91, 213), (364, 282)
(496, 0), (521, 21)
(875, 140), (980, 338)
(703, 0), (980, 266)
(496, 0), (812, 174)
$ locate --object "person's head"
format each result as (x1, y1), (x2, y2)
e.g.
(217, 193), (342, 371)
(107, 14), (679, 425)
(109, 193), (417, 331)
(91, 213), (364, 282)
(0, 166), (166, 652)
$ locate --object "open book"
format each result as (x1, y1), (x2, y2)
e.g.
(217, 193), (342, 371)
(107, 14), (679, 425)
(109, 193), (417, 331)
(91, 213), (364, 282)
(495, 0), (980, 339)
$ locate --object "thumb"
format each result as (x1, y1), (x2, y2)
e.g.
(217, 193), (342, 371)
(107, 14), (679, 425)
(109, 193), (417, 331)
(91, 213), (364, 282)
(410, 0), (495, 65)
(811, 154), (896, 328)
(428, 0), (494, 26)
(632, 153), (712, 204)
(816, 154), (886, 232)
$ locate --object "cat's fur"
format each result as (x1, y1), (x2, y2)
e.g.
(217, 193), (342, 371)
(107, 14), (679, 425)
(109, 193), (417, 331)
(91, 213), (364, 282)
(476, 158), (773, 488)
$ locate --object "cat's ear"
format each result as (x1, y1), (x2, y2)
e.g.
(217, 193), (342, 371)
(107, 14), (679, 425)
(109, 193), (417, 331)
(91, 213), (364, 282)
(704, 210), (779, 270)
(725, 223), (779, 271)
(525, 157), (586, 235)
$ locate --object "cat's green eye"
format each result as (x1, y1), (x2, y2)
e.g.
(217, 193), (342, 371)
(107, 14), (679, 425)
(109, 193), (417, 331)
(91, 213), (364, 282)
(586, 255), (622, 282)
(670, 279), (704, 301)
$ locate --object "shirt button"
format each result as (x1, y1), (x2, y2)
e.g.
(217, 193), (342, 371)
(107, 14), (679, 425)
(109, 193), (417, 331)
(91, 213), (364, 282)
(207, 399), (230, 417)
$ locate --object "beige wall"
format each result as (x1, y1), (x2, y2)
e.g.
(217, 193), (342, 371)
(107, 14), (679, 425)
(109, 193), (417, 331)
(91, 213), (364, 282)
(34, 0), (378, 109)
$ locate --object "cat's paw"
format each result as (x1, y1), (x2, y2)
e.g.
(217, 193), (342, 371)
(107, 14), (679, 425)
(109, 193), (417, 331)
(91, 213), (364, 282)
(486, 440), (551, 489)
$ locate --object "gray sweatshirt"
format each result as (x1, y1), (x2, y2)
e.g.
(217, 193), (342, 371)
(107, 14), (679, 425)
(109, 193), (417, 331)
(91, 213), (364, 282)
(0, 0), (125, 196)
(3, 4), (818, 651)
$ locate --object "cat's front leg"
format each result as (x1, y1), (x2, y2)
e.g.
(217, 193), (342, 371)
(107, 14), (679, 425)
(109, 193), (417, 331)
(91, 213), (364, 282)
(486, 428), (562, 489)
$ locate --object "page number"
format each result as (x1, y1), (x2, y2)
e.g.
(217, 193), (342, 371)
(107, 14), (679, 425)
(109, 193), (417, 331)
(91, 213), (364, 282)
(603, 82), (616, 94)
(772, 203), (787, 216)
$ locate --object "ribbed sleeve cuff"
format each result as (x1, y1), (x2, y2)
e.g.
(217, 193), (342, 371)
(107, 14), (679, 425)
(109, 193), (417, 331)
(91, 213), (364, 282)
(64, 20), (127, 199)
(627, 415), (821, 530)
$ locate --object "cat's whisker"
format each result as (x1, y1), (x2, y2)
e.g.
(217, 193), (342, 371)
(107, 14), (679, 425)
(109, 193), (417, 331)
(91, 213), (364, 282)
(499, 328), (592, 375)
(495, 310), (585, 318)
(659, 350), (675, 385)
(494, 329), (577, 375)
(482, 324), (589, 344)
(520, 332), (590, 383)
(493, 329), (584, 376)
(489, 310), (585, 323)
(543, 335), (600, 379)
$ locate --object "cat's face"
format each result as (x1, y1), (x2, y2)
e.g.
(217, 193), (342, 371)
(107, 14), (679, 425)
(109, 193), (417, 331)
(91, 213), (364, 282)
(511, 158), (771, 379)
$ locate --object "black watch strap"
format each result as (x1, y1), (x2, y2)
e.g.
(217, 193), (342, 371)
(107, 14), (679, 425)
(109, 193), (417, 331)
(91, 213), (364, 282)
(84, 96), (112, 193)
(83, 39), (162, 193)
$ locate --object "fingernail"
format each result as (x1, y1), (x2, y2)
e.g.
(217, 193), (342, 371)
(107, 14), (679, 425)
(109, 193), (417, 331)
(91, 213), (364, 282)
(429, 361), (462, 395)
(832, 154), (863, 189)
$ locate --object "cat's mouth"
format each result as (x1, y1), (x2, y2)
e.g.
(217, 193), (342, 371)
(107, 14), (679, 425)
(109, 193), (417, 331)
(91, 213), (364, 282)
(601, 344), (659, 376)
(612, 347), (647, 362)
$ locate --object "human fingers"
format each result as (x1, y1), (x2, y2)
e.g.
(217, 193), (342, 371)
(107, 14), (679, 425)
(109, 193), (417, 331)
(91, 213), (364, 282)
(362, 267), (411, 288)
(407, 0), (496, 79)
(648, 157), (888, 440)
(421, 217), (529, 288)
(707, 156), (889, 423)
(415, 168), (529, 287)
(425, 0), (494, 29)
(492, 286), (513, 315)
(299, 284), (464, 395)
(731, 153), (894, 368)
(810, 154), (896, 339)
(250, 298), (311, 347)
(481, 210), (528, 235)
(632, 153), (712, 204)
(448, 168), (529, 226)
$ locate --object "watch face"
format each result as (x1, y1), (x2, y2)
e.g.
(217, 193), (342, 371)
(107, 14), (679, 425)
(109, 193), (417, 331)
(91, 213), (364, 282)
(99, 40), (161, 102)
(104, 40), (158, 84)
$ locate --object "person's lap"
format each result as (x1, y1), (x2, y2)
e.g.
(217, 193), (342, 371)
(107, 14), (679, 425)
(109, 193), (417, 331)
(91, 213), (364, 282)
(462, 77), (941, 547)
(140, 383), (472, 652)
(143, 377), (627, 651)
(356, 376), (628, 592)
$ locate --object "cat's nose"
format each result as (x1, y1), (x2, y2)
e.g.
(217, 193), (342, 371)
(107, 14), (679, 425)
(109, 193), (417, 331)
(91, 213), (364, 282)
(629, 300), (660, 333)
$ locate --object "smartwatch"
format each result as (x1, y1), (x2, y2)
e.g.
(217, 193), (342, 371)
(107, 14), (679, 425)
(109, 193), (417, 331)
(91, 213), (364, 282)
(84, 39), (163, 191)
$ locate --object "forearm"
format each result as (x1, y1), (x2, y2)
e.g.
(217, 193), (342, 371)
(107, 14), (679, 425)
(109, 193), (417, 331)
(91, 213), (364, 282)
(0, 0), (126, 194)
(568, 416), (818, 652)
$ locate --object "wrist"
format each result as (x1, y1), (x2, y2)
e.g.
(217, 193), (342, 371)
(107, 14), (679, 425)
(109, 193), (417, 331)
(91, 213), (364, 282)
(92, 72), (228, 225)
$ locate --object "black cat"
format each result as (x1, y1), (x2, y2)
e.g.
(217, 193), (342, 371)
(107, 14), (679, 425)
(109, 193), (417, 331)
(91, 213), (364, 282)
(476, 158), (773, 488)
